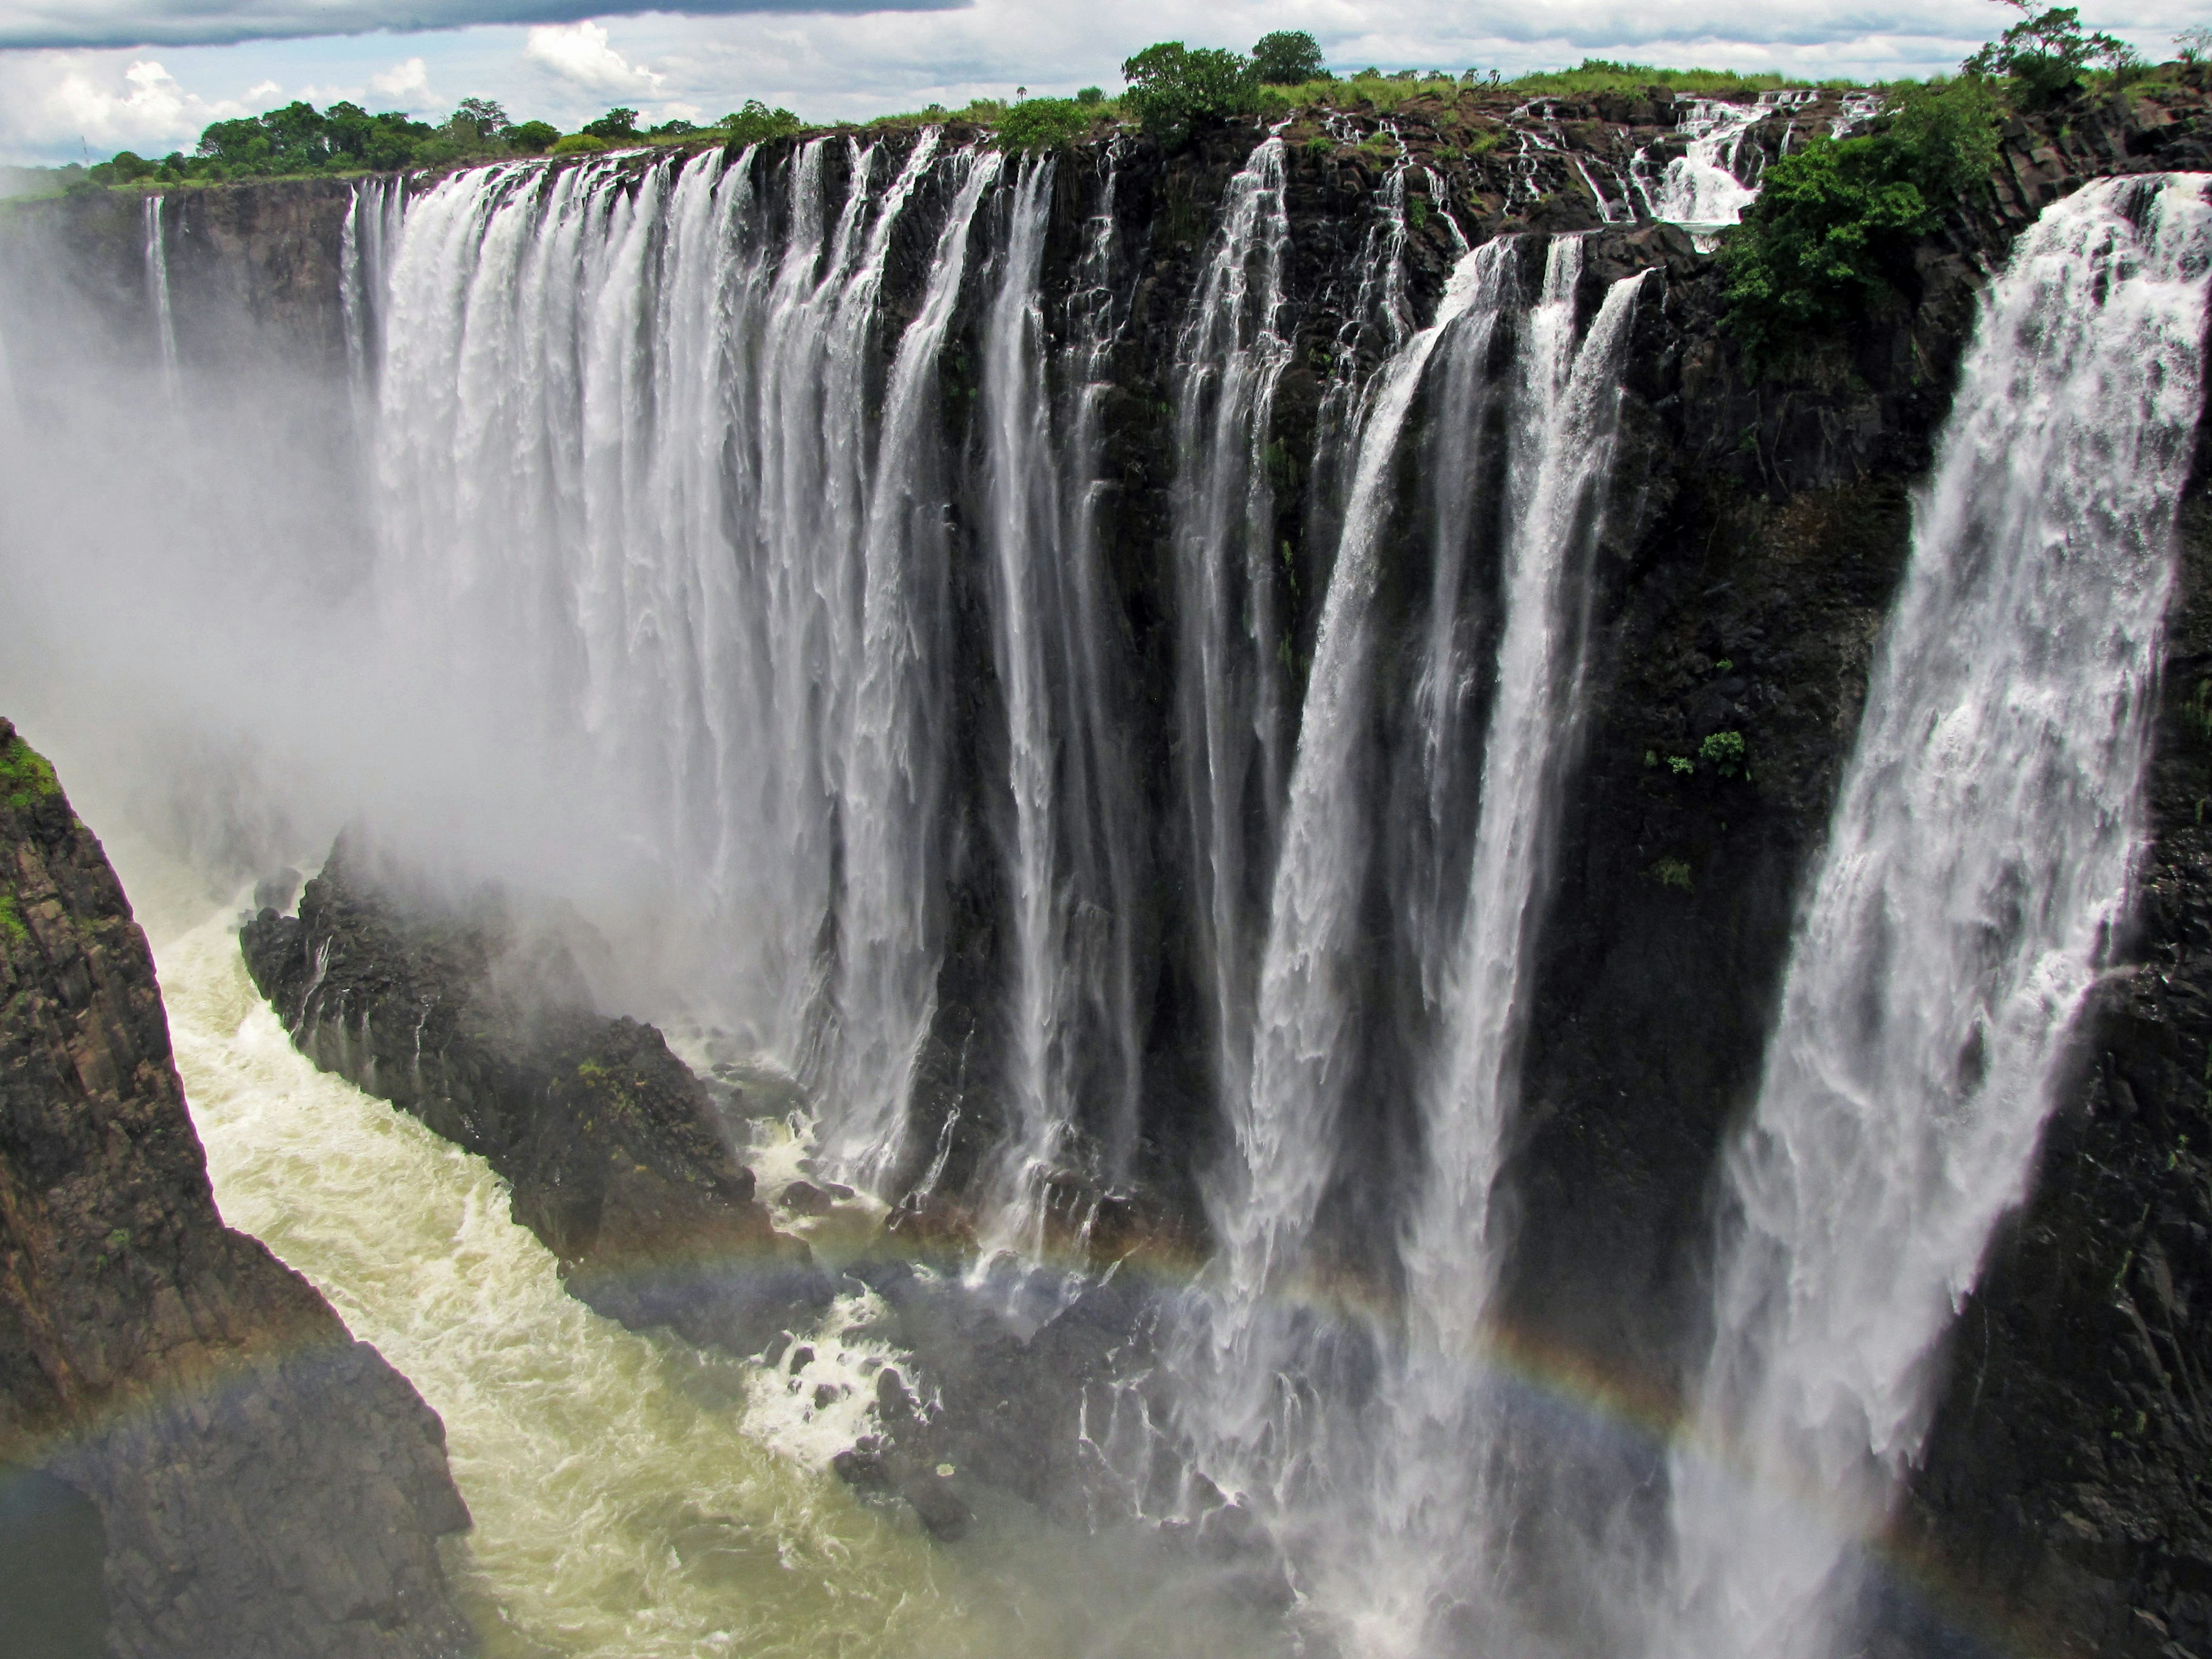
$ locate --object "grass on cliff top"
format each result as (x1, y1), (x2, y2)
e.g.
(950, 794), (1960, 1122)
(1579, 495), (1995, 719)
(0, 736), (60, 812)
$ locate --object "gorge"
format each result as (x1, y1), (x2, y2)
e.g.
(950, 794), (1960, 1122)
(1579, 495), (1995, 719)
(2, 69), (2210, 1659)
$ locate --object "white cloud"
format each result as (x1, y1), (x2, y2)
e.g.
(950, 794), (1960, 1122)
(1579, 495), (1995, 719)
(525, 21), (664, 95)
(27, 55), (248, 154)
(0, 0), (962, 54)
(369, 55), (429, 100)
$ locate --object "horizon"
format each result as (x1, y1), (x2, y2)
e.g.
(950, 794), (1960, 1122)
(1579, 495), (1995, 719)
(0, 0), (2194, 168)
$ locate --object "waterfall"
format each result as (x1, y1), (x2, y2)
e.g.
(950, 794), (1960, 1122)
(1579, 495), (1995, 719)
(339, 176), (404, 412)
(1662, 173), (2212, 1659)
(973, 152), (1146, 1281)
(831, 147), (1002, 1185)
(1183, 232), (1650, 1559)
(144, 194), (179, 391)
(1170, 135), (1296, 1133)
(1346, 245), (1647, 1652)
(372, 138), (994, 1191)
(1633, 99), (1768, 231)
(975, 156), (1075, 1263)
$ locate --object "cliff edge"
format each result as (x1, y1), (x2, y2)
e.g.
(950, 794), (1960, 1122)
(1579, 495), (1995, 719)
(0, 718), (474, 1658)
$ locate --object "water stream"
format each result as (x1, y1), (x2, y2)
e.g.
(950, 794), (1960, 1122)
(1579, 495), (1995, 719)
(1661, 172), (2212, 1659)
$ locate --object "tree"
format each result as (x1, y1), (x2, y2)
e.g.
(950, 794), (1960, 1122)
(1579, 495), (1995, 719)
(1964, 2), (2140, 104)
(507, 120), (560, 154)
(449, 97), (508, 140)
(2177, 24), (2212, 64)
(1251, 30), (1326, 84)
(997, 97), (1093, 150)
(581, 107), (639, 140)
(716, 101), (802, 145)
(1120, 41), (1259, 146)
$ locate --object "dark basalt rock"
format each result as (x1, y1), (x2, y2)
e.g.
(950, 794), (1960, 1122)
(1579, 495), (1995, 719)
(0, 718), (474, 1658)
(240, 838), (832, 1354)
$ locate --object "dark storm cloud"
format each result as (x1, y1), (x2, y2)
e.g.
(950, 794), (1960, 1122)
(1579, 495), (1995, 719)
(0, 0), (966, 52)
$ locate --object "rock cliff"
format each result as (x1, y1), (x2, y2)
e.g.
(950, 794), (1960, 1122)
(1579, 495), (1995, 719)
(240, 841), (832, 1354)
(0, 719), (474, 1657)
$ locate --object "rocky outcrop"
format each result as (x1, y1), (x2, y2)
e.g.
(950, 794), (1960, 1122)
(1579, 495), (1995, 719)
(0, 719), (473, 1658)
(240, 841), (831, 1354)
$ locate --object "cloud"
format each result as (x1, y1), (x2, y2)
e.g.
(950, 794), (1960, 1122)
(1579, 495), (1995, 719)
(0, 0), (968, 54)
(525, 21), (662, 94)
(23, 56), (253, 153)
(369, 54), (429, 99)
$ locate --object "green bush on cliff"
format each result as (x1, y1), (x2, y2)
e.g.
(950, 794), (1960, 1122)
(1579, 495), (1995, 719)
(997, 98), (1098, 150)
(717, 101), (804, 146)
(1719, 76), (2001, 359)
(1121, 41), (1261, 146)
(0, 737), (60, 810)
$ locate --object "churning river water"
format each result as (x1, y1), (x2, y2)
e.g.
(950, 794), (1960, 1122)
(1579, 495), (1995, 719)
(130, 866), (1287, 1659)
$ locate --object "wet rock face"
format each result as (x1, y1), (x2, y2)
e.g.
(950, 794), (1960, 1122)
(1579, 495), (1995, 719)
(240, 838), (833, 1353)
(0, 718), (474, 1658)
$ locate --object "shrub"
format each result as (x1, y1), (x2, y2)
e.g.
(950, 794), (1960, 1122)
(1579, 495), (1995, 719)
(1699, 730), (1748, 777)
(718, 100), (803, 145)
(1719, 75), (2001, 358)
(1253, 29), (1327, 85)
(581, 107), (639, 141)
(2180, 25), (2212, 65)
(997, 97), (1093, 150)
(1075, 85), (1104, 105)
(1965, 2), (2140, 104)
(1121, 41), (1260, 146)
(507, 120), (560, 154)
(552, 132), (609, 155)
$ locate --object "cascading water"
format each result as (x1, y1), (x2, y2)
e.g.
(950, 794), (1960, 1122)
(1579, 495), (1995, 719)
(338, 176), (403, 411)
(1173, 232), (1652, 1658)
(1661, 172), (2212, 1659)
(1349, 243), (1647, 1653)
(1170, 135), (1296, 1135)
(1193, 237), (1520, 1468)
(832, 146), (1002, 1186)
(1633, 98), (1771, 234)
(972, 151), (1148, 1283)
(371, 138), (986, 1191)
(143, 194), (179, 390)
(975, 154), (1074, 1269)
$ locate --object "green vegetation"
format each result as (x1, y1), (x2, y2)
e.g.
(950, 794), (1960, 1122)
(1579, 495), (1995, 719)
(1718, 77), (2001, 358)
(1121, 41), (1262, 145)
(719, 100), (804, 146)
(580, 107), (641, 141)
(1503, 59), (1823, 98)
(0, 893), (26, 947)
(1, 736), (60, 811)
(62, 90), (811, 190)
(1253, 31), (1327, 86)
(1650, 857), (1695, 891)
(1965, 2), (2141, 105)
(997, 97), (1100, 150)
(1699, 730), (1749, 777)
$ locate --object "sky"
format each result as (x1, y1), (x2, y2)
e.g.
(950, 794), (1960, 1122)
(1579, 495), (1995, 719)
(0, 0), (2196, 166)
